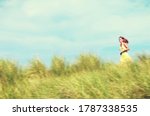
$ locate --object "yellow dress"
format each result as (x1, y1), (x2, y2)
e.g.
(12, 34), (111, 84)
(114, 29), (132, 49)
(120, 44), (132, 64)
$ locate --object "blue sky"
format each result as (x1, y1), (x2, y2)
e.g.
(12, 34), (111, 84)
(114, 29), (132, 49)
(0, 0), (150, 65)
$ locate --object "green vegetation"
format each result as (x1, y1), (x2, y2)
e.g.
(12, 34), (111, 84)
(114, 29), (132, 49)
(0, 54), (150, 99)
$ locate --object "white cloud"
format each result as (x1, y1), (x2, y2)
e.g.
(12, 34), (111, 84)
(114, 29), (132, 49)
(23, 0), (93, 17)
(1, 0), (150, 37)
(0, 0), (150, 42)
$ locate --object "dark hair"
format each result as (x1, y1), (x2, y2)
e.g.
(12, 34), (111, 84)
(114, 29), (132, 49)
(119, 36), (129, 43)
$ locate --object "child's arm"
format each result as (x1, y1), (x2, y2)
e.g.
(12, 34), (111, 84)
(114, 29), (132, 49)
(123, 43), (130, 51)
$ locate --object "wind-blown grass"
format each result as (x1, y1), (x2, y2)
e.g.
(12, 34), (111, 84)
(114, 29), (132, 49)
(0, 54), (150, 99)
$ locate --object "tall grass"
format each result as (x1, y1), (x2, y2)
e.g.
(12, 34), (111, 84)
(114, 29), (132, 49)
(51, 57), (66, 76)
(0, 54), (150, 99)
(26, 59), (48, 78)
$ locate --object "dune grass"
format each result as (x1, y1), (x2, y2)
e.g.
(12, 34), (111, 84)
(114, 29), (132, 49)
(0, 54), (150, 99)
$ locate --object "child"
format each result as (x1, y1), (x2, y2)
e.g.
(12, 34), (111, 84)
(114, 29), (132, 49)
(119, 36), (132, 63)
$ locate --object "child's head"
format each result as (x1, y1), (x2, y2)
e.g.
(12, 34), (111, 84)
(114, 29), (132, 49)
(119, 36), (129, 43)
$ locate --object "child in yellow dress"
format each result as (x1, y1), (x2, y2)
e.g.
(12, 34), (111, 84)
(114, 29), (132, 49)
(119, 36), (132, 64)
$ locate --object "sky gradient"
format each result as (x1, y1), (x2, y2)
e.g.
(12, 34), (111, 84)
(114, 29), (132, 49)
(0, 0), (150, 65)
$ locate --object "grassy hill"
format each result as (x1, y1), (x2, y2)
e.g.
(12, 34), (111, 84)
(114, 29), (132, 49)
(0, 54), (150, 99)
